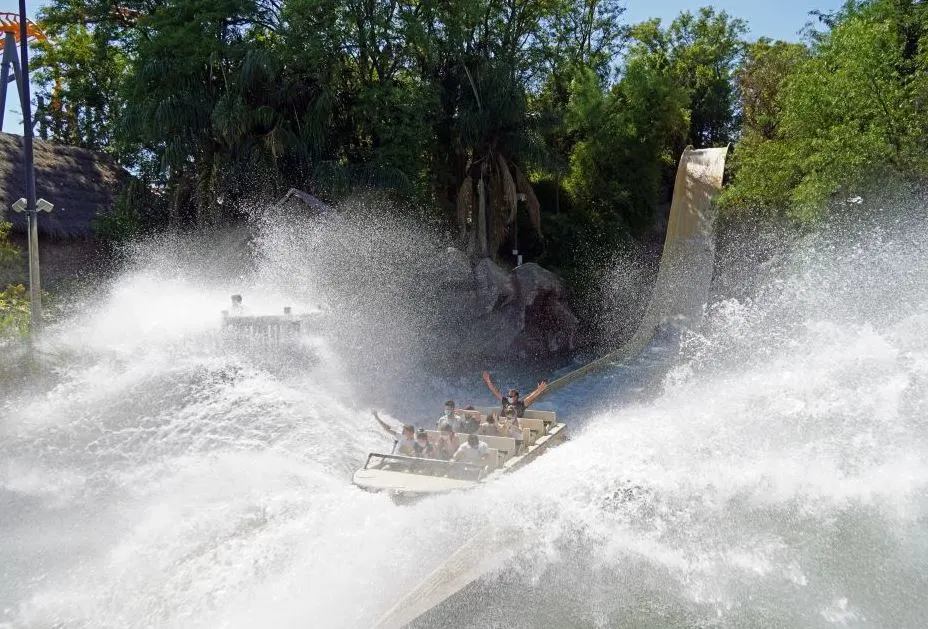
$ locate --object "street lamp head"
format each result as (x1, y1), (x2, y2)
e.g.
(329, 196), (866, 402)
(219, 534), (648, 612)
(11, 198), (26, 213)
(36, 198), (53, 213)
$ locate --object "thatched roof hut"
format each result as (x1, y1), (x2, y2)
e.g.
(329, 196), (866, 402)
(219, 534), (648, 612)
(0, 132), (125, 239)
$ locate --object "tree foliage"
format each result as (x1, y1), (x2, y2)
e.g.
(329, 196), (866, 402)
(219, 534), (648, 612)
(627, 8), (746, 148)
(0, 284), (30, 339)
(39, 0), (924, 269)
(723, 0), (928, 219)
(0, 223), (27, 339)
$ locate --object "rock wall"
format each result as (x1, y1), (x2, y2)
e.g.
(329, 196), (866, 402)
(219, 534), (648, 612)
(428, 247), (578, 361)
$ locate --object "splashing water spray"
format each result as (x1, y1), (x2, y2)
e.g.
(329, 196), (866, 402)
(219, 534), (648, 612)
(2, 150), (928, 629)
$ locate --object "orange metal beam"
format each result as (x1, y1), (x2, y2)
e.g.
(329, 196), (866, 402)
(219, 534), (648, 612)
(0, 12), (48, 43)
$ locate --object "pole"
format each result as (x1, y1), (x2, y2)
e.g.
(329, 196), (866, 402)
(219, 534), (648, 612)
(514, 192), (524, 266)
(19, 0), (41, 331)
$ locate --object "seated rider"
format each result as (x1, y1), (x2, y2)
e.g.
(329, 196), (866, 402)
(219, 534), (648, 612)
(459, 406), (481, 434)
(230, 294), (244, 314)
(372, 410), (416, 456)
(481, 371), (547, 417)
(437, 400), (464, 431)
(413, 428), (435, 458)
(451, 433), (490, 465)
(501, 407), (523, 442)
(477, 413), (500, 436)
(438, 401), (483, 432)
(435, 424), (460, 460)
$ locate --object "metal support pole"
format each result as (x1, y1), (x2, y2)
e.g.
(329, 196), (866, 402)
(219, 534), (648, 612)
(514, 192), (525, 266)
(19, 0), (41, 332)
(0, 33), (12, 131)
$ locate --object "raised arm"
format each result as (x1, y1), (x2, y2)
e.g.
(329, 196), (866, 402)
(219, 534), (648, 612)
(372, 410), (399, 438)
(482, 371), (503, 402)
(523, 381), (548, 407)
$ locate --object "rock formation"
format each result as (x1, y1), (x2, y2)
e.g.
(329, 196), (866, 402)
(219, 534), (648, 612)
(428, 247), (578, 361)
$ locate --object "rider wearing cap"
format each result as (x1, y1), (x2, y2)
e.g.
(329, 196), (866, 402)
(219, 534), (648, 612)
(413, 427), (436, 458)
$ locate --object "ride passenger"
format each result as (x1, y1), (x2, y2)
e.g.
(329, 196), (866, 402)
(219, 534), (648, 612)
(372, 410), (416, 456)
(477, 413), (500, 436)
(451, 433), (490, 465)
(437, 400), (464, 432)
(435, 424), (460, 460)
(439, 401), (483, 431)
(459, 406), (481, 434)
(230, 294), (244, 314)
(481, 371), (547, 417)
(501, 407), (523, 451)
(413, 428), (435, 458)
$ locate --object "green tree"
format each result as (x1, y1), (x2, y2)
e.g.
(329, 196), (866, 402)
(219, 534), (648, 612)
(564, 61), (688, 240)
(0, 283), (30, 338)
(737, 38), (809, 141)
(531, 0), (626, 212)
(629, 8), (747, 148)
(32, 0), (147, 152)
(723, 0), (928, 218)
(0, 222), (27, 338)
(119, 0), (304, 224)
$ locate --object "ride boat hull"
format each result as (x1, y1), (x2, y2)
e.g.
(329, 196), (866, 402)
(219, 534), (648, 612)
(353, 409), (566, 501)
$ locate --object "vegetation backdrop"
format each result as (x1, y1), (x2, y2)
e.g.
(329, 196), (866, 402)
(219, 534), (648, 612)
(3, 0), (927, 337)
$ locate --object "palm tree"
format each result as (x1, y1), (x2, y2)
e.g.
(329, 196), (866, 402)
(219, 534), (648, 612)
(456, 150), (542, 259)
(453, 61), (543, 260)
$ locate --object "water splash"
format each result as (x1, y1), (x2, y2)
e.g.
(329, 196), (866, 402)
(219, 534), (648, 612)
(3, 205), (928, 628)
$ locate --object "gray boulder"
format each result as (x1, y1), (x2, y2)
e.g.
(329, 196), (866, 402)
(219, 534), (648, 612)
(431, 249), (578, 361)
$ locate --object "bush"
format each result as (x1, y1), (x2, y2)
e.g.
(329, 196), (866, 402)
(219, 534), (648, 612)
(0, 220), (24, 286)
(0, 283), (30, 338)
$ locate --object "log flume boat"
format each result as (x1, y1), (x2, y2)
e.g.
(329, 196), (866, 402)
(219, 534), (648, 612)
(353, 408), (566, 502)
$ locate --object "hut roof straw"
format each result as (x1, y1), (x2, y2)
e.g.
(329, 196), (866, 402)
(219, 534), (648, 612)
(0, 132), (126, 240)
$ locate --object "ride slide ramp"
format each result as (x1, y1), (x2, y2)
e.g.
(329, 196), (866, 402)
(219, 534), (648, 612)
(373, 145), (730, 629)
(539, 144), (730, 398)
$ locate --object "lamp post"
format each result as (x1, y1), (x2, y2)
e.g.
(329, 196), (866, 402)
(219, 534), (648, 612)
(11, 197), (53, 330)
(16, 0), (42, 332)
(514, 193), (526, 266)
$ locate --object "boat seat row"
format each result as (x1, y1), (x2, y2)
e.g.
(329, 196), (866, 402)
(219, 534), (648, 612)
(423, 431), (517, 467)
(518, 418), (548, 444)
(473, 407), (556, 422)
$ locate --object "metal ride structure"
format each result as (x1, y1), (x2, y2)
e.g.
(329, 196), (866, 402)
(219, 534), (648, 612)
(0, 11), (47, 132)
(0, 6), (53, 332)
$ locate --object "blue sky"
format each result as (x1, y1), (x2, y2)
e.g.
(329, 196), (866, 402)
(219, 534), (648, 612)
(0, 0), (844, 135)
(623, 0), (844, 40)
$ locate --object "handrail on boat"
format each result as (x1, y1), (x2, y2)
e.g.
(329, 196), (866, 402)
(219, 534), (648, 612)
(363, 452), (488, 481)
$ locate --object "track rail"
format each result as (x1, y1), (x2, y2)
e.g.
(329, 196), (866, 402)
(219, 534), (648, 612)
(536, 144), (731, 399)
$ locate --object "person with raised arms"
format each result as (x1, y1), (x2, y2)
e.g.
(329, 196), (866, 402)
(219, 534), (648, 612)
(372, 410), (416, 456)
(481, 371), (547, 417)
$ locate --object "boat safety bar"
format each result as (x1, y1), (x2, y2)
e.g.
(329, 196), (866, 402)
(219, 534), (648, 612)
(363, 453), (487, 481)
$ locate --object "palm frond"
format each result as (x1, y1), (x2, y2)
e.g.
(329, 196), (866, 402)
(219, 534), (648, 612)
(496, 152), (518, 224)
